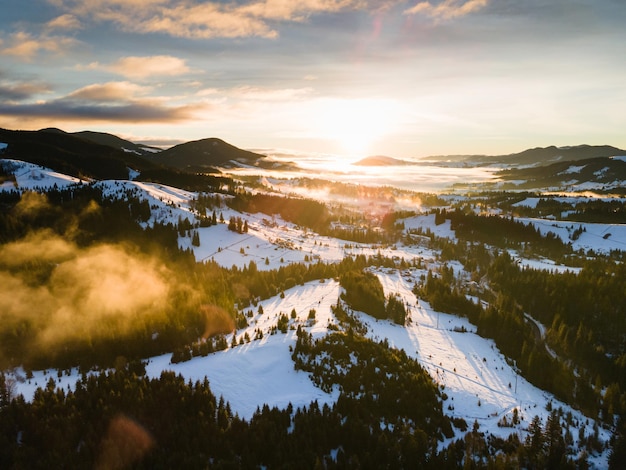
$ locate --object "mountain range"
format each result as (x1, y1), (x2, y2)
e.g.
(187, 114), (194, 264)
(353, 145), (626, 168)
(487, 145), (626, 166)
(0, 127), (160, 180)
(2, 127), (625, 188)
(495, 155), (626, 190)
(70, 129), (162, 157)
(143, 137), (281, 172)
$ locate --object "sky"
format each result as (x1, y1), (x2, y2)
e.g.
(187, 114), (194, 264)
(1, 0), (625, 158)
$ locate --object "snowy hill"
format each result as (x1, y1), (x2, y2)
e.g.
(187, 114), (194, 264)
(423, 144), (626, 168)
(353, 155), (412, 166)
(495, 156), (626, 191)
(144, 137), (295, 172)
(1, 157), (622, 467)
(73, 130), (162, 156)
(0, 159), (88, 190)
(11, 274), (612, 466)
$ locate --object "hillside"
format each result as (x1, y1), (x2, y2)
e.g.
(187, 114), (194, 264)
(0, 128), (160, 180)
(495, 156), (626, 191)
(1, 155), (625, 468)
(0, 128), (233, 191)
(496, 145), (626, 166)
(355, 145), (626, 173)
(146, 137), (293, 172)
(0, 158), (609, 467)
(73, 130), (162, 157)
(424, 144), (626, 168)
(353, 155), (411, 166)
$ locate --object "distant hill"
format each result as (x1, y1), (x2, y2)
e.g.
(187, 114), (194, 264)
(145, 137), (288, 172)
(496, 156), (626, 190)
(0, 128), (160, 180)
(353, 155), (411, 166)
(491, 145), (626, 166)
(424, 145), (626, 167)
(72, 130), (162, 157)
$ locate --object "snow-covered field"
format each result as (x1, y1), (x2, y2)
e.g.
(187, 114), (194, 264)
(520, 217), (626, 254)
(0, 159), (87, 190)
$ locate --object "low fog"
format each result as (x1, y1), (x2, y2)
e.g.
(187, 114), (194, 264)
(0, 230), (179, 351)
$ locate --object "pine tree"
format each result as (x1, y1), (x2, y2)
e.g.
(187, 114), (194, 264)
(525, 415), (545, 468)
(545, 409), (566, 468)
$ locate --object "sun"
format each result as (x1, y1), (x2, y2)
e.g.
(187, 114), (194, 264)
(313, 98), (400, 156)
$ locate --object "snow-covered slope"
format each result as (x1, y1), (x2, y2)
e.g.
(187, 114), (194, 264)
(11, 272), (611, 465)
(1, 158), (87, 190)
(520, 217), (626, 254)
(2, 158), (617, 467)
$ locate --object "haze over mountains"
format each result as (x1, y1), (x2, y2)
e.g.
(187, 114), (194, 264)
(357, 145), (626, 167)
(1, 127), (625, 192)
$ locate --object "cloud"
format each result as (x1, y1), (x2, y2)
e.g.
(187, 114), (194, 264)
(47, 0), (391, 39)
(229, 86), (313, 101)
(67, 81), (153, 101)
(50, 244), (170, 328)
(0, 229), (74, 268)
(12, 192), (56, 219)
(49, 0), (277, 39)
(200, 305), (235, 339)
(46, 13), (83, 31)
(0, 81), (205, 123)
(0, 77), (317, 128)
(137, 2), (279, 39)
(0, 30), (78, 61)
(404, 0), (488, 19)
(85, 55), (192, 79)
(0, 80), (52, 101)
(238, 0), (365, 21)
(0, 100), (200, 123)
(127, 136), (184, 148)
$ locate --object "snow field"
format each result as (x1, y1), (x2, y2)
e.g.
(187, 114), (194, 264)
(368, 269), (610, 463)
(519, 217), (626, 254)
(145, 281), (344, 419)
(1, 159), (86, 190)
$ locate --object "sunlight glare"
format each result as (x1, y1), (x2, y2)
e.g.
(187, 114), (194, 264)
(313, 98), (401, 157)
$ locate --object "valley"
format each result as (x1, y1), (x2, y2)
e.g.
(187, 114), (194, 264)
(1, 134), (625, 468)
